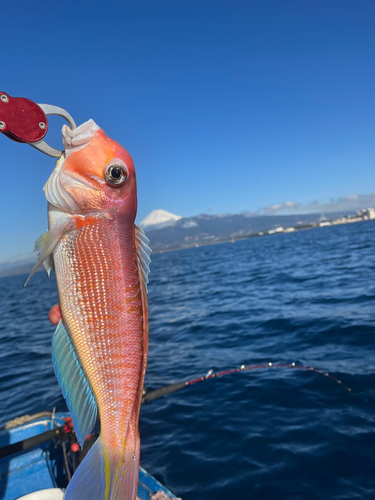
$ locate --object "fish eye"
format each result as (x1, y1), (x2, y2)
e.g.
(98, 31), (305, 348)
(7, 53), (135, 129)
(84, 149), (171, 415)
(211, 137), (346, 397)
(105, 164), (128, 186)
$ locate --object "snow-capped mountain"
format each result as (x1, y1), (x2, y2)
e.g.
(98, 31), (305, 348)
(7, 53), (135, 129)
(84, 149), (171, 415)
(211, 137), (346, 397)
(139, 209), (182, 229)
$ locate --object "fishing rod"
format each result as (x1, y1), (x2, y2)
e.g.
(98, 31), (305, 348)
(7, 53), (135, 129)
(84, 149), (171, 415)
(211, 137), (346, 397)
(0, 362), (352, 460)
(141, 361), (353, 403)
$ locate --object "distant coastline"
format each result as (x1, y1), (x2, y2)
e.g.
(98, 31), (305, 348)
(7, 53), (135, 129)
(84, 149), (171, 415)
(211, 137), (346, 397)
(0, 262), (43, 279)
(152, 208), (375, 253)
(1, 208), (374, 277)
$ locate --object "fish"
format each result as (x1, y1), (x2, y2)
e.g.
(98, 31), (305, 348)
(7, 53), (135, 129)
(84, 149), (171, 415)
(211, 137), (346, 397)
(28, 119), (151, 500)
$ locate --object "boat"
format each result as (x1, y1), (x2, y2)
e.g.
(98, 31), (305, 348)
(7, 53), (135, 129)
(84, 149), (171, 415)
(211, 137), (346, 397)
(0, 412), (179, 500)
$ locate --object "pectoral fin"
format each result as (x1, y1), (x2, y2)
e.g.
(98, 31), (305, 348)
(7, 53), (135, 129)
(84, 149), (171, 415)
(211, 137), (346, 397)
(43, 253), (54, 277)
(25, 219), (74, 286)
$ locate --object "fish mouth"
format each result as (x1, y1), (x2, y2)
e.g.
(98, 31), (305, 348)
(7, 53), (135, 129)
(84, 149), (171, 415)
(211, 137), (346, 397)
(63, 119), (100, 156)
(44, 119), (103, 213)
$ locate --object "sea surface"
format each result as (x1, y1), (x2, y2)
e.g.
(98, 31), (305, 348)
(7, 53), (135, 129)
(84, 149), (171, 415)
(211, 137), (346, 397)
(1, 221), (375, 499)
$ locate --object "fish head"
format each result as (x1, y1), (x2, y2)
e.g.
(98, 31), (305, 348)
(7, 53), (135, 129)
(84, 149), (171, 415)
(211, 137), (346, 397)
(44, 120), (137, 218)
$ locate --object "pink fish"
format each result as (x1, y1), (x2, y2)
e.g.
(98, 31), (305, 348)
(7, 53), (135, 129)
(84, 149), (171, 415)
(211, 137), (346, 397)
(30, 120), (151, 499)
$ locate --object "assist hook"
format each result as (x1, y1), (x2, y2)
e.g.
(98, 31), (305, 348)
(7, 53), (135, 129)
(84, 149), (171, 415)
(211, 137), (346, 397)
(0, 92), (76, 158)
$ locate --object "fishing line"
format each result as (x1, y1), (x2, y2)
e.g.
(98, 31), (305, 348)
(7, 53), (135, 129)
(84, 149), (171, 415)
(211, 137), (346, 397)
(141, 362), (353, 403)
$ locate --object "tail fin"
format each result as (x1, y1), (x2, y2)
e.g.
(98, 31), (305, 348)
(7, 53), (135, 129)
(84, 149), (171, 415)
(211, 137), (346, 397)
(64, 434), (140, 500)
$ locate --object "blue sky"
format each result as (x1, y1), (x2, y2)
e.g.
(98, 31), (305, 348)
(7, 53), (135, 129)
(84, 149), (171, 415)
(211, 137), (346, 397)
(1, 0), (375, 262)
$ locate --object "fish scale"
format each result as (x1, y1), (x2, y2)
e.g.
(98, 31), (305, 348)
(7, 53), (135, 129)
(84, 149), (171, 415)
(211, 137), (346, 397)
(54, 216), (144, 452)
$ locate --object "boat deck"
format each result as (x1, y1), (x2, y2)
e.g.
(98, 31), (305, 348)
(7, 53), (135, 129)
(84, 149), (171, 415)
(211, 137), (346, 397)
(0, 413), (177, 500)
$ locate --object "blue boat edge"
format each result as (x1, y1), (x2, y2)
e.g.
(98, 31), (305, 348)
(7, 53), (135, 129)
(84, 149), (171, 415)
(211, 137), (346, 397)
(0, 412), (179, 500)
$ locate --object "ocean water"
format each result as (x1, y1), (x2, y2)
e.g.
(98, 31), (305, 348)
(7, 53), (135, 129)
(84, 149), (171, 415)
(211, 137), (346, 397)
(1, 221), (375, 499)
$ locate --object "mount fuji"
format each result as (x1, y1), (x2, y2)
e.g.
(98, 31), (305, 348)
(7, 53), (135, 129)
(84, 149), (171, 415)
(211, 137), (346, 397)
(139, 209), (182, 229)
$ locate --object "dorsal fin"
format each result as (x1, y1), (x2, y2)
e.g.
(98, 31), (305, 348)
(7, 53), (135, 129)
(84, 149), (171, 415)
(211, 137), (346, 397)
(135, 225), (152, 292)
(52, 321), (98, 446)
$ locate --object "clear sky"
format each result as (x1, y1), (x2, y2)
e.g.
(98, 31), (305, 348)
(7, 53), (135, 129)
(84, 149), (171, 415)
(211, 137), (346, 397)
(1, 0), (375, 262)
